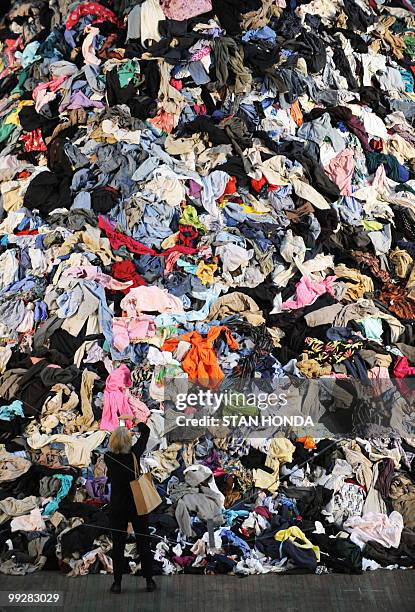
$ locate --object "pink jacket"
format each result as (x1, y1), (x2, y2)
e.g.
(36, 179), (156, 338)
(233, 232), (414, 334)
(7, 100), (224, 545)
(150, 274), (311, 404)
(100, 365), (150, 431)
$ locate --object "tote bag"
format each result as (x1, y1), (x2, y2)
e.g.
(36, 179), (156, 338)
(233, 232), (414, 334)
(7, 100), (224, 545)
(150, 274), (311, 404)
(130, 453), (162, 516)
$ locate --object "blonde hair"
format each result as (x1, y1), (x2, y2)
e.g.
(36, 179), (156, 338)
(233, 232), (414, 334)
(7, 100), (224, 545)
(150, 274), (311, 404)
(109, 426), (132, 454)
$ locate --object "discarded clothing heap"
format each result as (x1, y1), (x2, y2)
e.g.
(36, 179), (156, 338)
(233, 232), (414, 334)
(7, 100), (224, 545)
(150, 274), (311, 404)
(0, 0), (414, 579)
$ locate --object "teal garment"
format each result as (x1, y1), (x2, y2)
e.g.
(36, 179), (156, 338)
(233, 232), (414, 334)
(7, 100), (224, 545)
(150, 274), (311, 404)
(360, 317), (383, 342)
(11, 68), (30, 96)
(223, 509), (249, 526)
(399, 68), (415, 93)
(365, 151), (410, 183)
(118, 60), (138, 88)
(0, 122), (16, 144)
(395, 184), (415, 196)
(0, 400), (24, 421)
(42, 475), (73, 515)
(15, 42), (40, 68)
(177, 259), (198, 273)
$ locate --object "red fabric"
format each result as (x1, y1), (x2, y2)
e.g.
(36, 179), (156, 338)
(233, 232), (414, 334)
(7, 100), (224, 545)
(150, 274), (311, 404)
(393, 356), (415, 378)
(2, 37), (21, 74)
(65, 2), (120, 29)
(213, 467), (227, 477)
(99, 216), (199, 257)
(254, 506), (273, 520)
(224, 176), (237, 194)
(98, 216), (157, 255)
(111, 260), (147, 293)
(370, 138), (384, 152)
(15, 230), (39, 235)
(194, 104), (206, 115)
(21, 128), (47, 152)
(162, 245), (199, 256)
(251, 176), (267, 191)
(170, 79), (182, 90)
(178, 224), (199, 248)
(251, 175), (281, 192)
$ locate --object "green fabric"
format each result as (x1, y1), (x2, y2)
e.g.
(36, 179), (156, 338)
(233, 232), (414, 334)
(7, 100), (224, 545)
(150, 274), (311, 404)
(0, 122), (16, 144)
(361, 220), (383, 231)
(118, 60), (138, 88)
(222, 392), (260, 417)
(11, 68), (30, 96)
(179, 205), (206, 231)
(404, 35), (415, 58)
(396, 184), (415, 196)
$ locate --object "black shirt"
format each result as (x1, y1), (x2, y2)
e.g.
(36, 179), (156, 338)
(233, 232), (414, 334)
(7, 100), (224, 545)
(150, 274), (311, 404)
(104, 422), (150, 515)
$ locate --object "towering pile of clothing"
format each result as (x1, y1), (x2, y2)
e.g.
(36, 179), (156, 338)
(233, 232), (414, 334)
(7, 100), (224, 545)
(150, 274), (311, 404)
(0, 0), (414, 578)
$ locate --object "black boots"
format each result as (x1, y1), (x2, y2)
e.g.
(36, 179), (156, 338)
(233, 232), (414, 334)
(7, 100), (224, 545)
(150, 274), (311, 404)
(110, 578), (156, 593)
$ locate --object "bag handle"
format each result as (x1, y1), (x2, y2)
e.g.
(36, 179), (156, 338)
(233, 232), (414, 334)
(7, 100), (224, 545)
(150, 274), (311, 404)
(132, 453), (141, 479)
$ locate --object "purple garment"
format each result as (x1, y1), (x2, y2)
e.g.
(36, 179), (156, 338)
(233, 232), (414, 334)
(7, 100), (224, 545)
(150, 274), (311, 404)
(85, 476), (111, 503)
(172, 555), (195, 567)
(188, 179), (202, 197)
(65, 90), (104, 110)
(202, 448), (221, 469)
(346, 116), (370, 151)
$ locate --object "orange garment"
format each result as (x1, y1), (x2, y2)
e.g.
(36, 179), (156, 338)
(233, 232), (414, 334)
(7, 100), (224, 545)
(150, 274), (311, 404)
(162, 326), (239, 389)
(297, 436), (317, 449)
(290, 100), (304, 127)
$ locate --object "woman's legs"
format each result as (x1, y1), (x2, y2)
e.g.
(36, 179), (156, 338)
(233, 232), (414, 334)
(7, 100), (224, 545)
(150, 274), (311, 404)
(111, 517), (128, 586)
(130, 513), (154, 578)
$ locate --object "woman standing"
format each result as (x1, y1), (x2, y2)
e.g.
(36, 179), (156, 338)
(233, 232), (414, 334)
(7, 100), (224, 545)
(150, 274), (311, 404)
(105, 419), (156, 594)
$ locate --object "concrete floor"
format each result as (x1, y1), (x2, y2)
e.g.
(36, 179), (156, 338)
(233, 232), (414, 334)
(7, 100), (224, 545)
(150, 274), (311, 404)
(0, 570), (413, 612)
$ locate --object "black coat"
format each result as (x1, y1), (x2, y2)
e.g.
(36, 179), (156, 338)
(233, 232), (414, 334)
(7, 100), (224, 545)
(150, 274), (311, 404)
(104, 423), (150, 517)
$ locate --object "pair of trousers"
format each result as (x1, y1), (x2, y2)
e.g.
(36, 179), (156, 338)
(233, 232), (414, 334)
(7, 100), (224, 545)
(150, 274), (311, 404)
(111, 513), (153, 583)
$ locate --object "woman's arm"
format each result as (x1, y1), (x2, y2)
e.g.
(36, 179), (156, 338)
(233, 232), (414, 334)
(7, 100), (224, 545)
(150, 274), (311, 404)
(131, 421), (150, 457)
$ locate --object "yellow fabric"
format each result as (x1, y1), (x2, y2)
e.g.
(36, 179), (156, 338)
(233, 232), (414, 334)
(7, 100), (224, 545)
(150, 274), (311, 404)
(59, 228), (114, 265)
(274, 526), (320, 561)
(253, 438), (295, 493)
(4, 100), (33, 126)
(240, 203), (266, 214)
(265, 438), (295, 472)
(26, 429), (106, 468)
(298, 357), (332, 378)
(252, 468), (279, 493)
(196, 261), (217, 285)
(75, 369), (100, 432)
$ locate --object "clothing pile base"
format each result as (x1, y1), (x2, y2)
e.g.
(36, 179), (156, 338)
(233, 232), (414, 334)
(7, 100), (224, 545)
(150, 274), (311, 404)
(0, 0), (414, 579)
